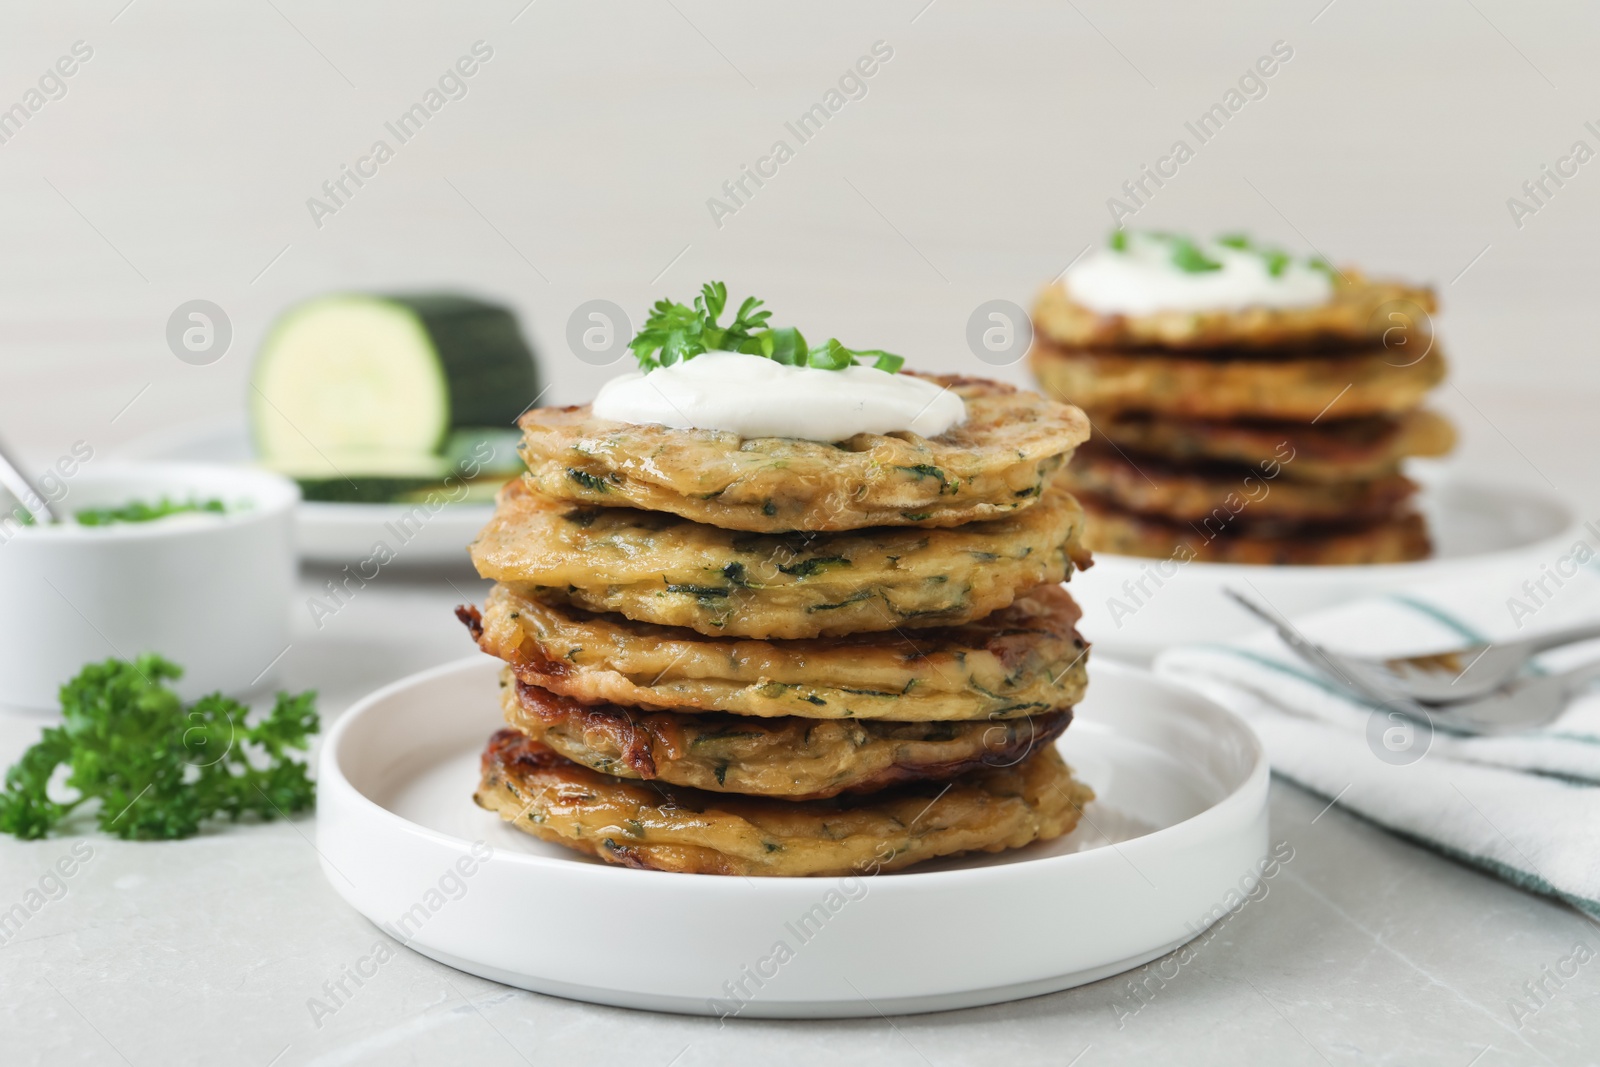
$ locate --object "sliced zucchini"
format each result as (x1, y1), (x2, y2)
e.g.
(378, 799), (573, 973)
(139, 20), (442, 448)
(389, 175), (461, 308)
(250, 293), (539, 464)
(263, 451), (446, 504)
(394, 479), (505, 505)
(443, 427), (525, 477)
(267, 447), (518, 504)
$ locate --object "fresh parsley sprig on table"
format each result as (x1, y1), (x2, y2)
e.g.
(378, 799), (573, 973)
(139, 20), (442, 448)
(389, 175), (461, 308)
(629, 281), (904, 374)
(0, 655), (318, 841)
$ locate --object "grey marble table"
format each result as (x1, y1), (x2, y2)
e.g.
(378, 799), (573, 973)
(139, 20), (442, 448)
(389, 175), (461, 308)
(2, 555), (1597, 1067)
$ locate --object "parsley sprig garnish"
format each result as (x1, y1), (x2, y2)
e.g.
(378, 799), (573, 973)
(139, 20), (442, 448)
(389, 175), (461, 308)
(629, 281), (904, 374)
(0, 655), (318, 840)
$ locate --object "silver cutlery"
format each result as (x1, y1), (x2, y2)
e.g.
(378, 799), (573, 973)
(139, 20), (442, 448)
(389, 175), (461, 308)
(1413, 658), (1600, 735)
(1226, 589), (1600, 702)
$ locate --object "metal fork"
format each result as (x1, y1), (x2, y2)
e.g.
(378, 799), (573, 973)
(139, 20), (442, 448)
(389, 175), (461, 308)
(1421, 659), (1600, 735)
(1225, 589), (1600, 703)
(1224, 589), (1600, 736)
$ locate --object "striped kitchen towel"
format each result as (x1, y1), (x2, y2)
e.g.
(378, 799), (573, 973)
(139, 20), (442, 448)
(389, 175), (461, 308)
(1155, 561), (1600, 918)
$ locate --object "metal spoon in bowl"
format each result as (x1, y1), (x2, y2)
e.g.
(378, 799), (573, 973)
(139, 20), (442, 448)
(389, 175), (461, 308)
(0, 436), (56, 525)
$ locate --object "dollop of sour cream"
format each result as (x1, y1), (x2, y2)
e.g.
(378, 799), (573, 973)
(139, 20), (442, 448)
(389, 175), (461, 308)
(592, 350), (966, 441)
(1065, 235), (1332, 315)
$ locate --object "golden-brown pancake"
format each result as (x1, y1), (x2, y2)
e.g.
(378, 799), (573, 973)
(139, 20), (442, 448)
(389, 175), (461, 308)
(1077, 494), (1431, 565)
(517, 375), (1090, 533)
(460, 581), (1090, 721)
(500, 674), (1071, 801)
(1033, 271), (1437, 350)
(474, 728), (1093, 876)
(470, 476), (1090, 639)
(1089, 409), (1455, 483)
(1030, 339), (1446, 421)
(1059, 443), (1418, 524)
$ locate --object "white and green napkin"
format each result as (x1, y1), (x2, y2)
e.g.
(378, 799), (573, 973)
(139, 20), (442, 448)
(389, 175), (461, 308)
(1155, 567), (1600, 918)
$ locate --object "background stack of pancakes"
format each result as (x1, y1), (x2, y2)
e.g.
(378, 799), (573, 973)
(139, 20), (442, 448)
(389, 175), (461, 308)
(1028, 236), (1455, 565)
(458, 375), (1097, 877)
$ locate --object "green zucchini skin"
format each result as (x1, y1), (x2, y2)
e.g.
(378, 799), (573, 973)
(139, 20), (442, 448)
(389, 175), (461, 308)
(381, 294), (540, 431)
(280, 428), (522, 505)
(294, 476), (447, 504)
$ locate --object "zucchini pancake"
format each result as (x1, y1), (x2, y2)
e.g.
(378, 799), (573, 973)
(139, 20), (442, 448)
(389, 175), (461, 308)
(1031, 232), (1452, 564)
(462, 581), (1089, 721)
(476, 728), (1092, 877)
(1077, 495), (1432, 566)
(470, 476), (1090, 639)
(518, 374), (1089, 532)
(1066, 443), (1418, 523)
(1090, 409), (1455, 483)
(461, 282), (1097, 876)
(498, 675), (1072, 800)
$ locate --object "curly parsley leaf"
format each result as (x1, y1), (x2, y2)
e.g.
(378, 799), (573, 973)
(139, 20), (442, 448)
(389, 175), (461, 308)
(0, 655), (319, 841)
(630, 281), (902, 374)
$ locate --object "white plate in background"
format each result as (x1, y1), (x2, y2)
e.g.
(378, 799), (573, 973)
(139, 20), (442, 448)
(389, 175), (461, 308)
(1073, 468), (1584, 663)
(315, 656), (1269, 1018)
(117, 420), (492, 567)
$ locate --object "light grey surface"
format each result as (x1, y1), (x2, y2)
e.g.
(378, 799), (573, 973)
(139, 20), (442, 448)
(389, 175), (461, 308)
(3, 562), (1599, 1067)
(4, 0), (1600, 1062)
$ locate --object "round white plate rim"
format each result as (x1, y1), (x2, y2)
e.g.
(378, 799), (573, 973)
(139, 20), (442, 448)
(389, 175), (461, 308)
(406, 935), (1200, 1018)
(1076, 471), (1585, 661)
(1086, 469), (1581, 580)
(316, 655), (1270, 1016)
(321, 655), (1267, 885)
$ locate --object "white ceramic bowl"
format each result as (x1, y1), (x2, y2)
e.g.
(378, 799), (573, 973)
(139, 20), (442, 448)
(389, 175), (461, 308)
(316, 657), (1269, 1017)
(0, 462), (299, 709)
(1075, 470), (1584, 663)
(117, 419), (490, 568)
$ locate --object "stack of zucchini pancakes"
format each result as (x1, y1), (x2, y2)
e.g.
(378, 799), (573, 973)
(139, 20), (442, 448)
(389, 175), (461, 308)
(1029, 232), (1455, 564)
(457, 374), (1097, 876)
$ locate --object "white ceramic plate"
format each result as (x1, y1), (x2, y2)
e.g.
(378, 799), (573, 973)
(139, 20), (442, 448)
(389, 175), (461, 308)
(316, 656), (1269, 1018)
(1074, 467), (1585, 663)
(115, 421), (490, 567)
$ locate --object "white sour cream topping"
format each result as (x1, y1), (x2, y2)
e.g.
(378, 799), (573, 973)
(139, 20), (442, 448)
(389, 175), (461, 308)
(1065, 236), (1332, 315)
(592, 350), (966, 441)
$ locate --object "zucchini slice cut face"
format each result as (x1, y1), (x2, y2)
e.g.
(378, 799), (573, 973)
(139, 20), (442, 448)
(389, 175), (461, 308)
(250, 293), (539, 466)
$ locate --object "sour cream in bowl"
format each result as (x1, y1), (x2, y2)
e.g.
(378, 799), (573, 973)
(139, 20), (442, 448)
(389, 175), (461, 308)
(0, 463), (298, 709)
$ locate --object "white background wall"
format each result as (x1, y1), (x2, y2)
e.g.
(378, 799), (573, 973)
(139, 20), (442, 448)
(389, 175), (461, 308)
(1, 0), (1597, 506)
